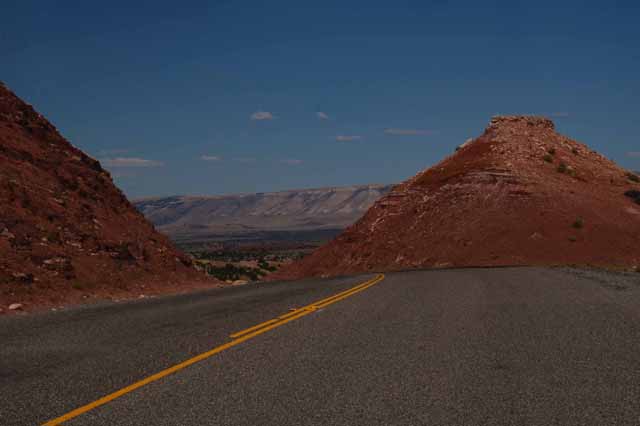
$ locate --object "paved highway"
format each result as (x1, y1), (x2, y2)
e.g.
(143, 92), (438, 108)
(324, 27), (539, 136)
(2, 267), (640, 425)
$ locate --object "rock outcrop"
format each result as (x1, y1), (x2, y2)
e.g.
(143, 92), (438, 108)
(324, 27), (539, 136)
(0, 83), (213, 311)
(275, 116), (640, 279)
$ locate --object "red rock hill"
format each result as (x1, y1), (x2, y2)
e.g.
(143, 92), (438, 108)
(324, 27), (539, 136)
(0, 83), (213, 311)
(276, 116), (640, 279)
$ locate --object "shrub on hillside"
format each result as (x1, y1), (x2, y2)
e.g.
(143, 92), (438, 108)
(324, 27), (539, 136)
(624, 190), (640, 204)
(557, 162), (568, 173)
(627, 172), (640, 183)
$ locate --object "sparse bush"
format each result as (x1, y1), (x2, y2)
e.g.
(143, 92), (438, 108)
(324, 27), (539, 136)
(46, 231), (61, 243)
(203, 263), (264, 282)
(258, 259), (277, 272)
(548, 147), (556, 155)
(572, 217), (584, 229)
(571, 147), (579, 155)
(543, 154), (553, 163)
(113, 243), (135, 261)
(568, 236), (577, 242)
(627, 172), (640, 183)
(556, 162), (576, 176)
(624, 190), (640, 204)
(557, 162), (568, 173)
(71, 282), (83, 290)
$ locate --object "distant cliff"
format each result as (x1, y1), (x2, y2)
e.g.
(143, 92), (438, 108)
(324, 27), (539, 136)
(134, 185), (393, 241)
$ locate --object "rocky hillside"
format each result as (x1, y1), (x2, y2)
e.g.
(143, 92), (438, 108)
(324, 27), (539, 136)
(134, 185), (393, 241)
(276, 116), (640, 279)
(0, 83), (213, 312)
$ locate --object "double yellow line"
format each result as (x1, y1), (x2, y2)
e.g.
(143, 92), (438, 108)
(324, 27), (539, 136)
(229, 273), (384, 339)
(43, 273), (384, 425)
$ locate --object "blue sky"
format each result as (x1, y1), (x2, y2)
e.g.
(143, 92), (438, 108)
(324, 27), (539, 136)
(3, 1), (639, 198)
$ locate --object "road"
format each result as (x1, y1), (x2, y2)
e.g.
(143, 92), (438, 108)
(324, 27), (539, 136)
(2, 267), (640, 425)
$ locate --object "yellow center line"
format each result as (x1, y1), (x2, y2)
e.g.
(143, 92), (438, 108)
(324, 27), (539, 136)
(228, 318), (281, 339)
(230, 275), (381, 339)
(42, 273), (385, 426)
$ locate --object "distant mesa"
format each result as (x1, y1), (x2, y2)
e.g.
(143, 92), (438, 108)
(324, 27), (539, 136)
(134, 184), (393, 242)
(0, 83), (213, 311)
(274, 115), (640, 279)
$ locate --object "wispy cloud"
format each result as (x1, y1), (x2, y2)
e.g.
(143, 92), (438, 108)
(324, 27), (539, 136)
(281, 159), (303, 165)
(336, 135), (362, 142)
(250, 111), (275, 121)
(316, 111), (329, 120)
(201, 155), (222, 161)
(627, 152), (640, 158)
(101, 157), (164, 168)
(384, 128), (435, 136)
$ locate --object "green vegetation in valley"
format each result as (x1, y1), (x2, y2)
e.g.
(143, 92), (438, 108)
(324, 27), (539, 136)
(198, 262), (266, 282)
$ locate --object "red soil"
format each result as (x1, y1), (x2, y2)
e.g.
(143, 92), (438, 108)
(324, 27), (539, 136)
(0, 83), (220, 313)
(275, 116), (640, 280)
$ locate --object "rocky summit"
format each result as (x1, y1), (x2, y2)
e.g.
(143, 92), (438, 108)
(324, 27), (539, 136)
(0, 83), (213, 311)
(275, 116), (640, 279)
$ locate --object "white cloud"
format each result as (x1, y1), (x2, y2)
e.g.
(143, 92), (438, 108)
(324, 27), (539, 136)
(201, 155), (222, 161)
(336, 135), (362, 142)
(316, 111), (329, 120)
(384, 128), (435, 136)
(250, 111), (275, 121)
(281, 159), (303, 165)
(101, 157), (164, 168)
(627, 152), (640, 158)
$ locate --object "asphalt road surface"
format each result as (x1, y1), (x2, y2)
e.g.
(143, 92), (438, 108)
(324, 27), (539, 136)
(2, 267), (640, 425)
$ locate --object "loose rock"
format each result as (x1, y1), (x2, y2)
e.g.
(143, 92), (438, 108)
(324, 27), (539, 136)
(12, 272), (34, 284)
(1, 228), (15, 239)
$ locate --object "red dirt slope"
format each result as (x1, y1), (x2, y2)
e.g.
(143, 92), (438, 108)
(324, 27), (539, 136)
(0, 83), (216, 312)
(276, 116), (640, 279)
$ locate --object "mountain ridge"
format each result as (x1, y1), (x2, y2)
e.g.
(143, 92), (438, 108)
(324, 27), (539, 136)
(134, 184), (394, 241)
(134, 183), (392, 202)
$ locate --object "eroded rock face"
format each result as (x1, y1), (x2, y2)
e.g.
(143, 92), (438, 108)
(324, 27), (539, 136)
(275, 116), (640, 279)
(489, 115), (555, 130)
(0, 82), (206, 309)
